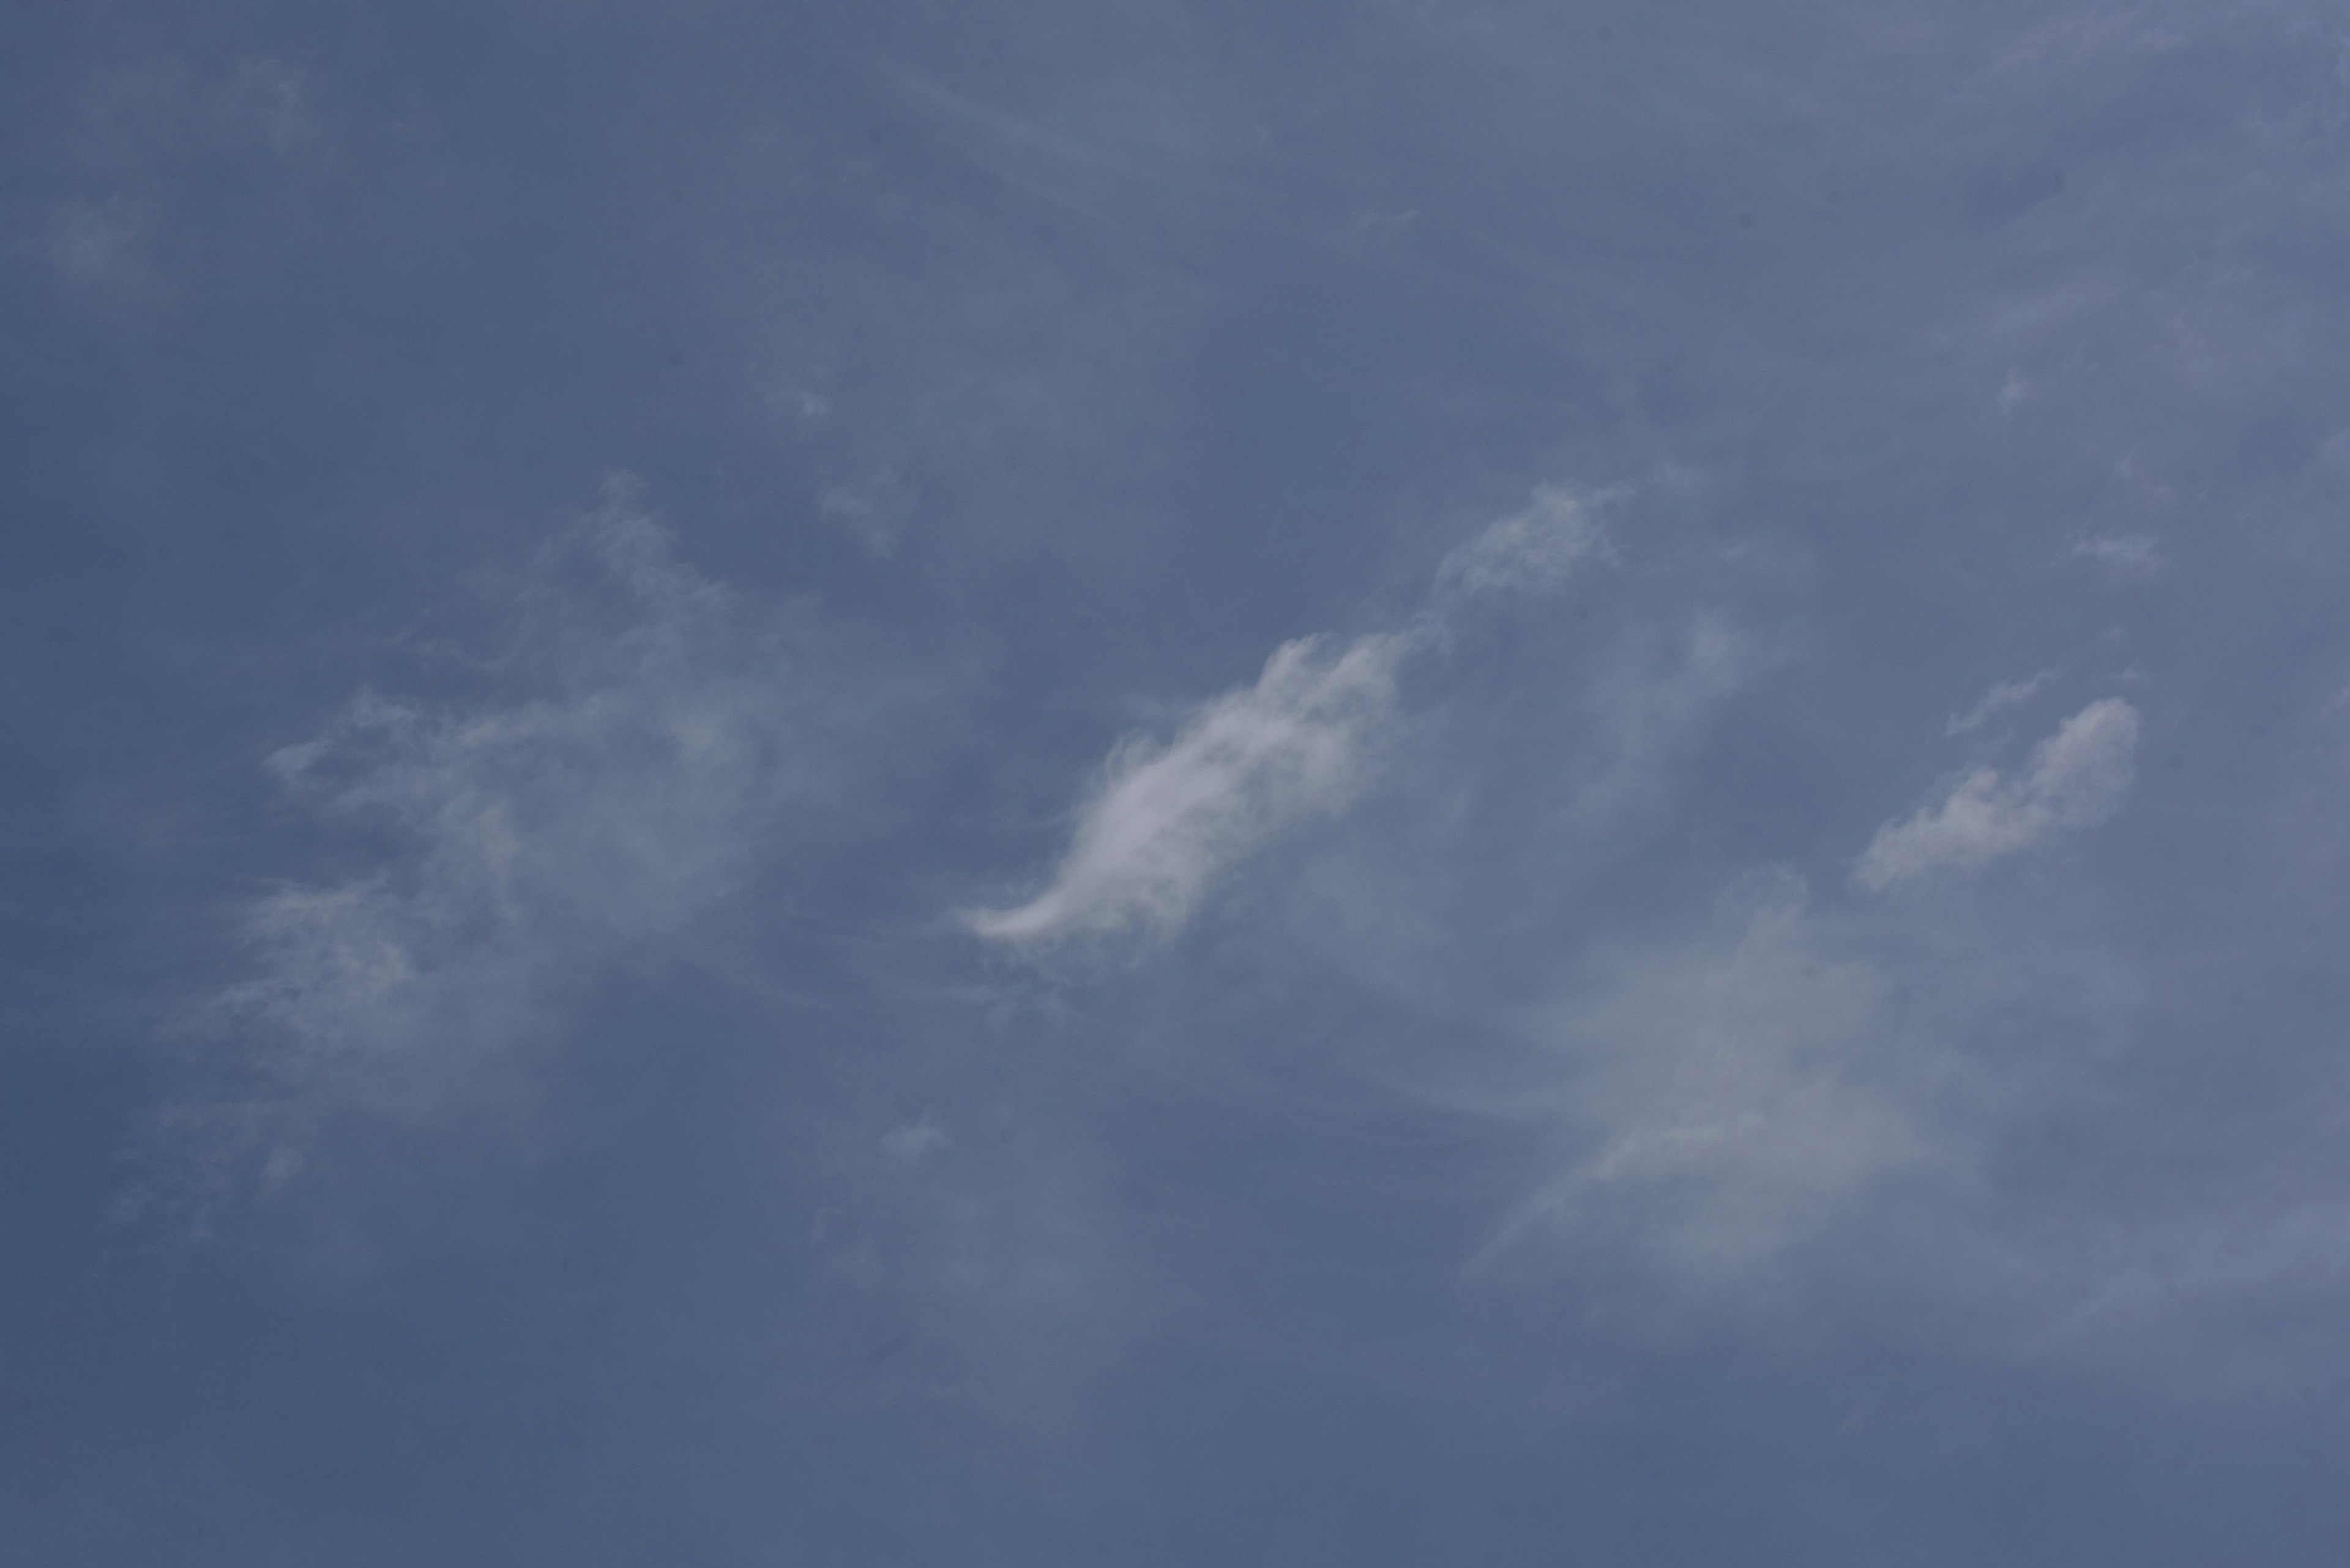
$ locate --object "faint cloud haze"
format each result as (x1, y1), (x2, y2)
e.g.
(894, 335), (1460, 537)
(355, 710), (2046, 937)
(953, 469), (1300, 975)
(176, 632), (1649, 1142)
(1433, 483), (1610, 602)
(2067, 532), (2167, 582)
(158, 483), (849, 1212)
(1945, 666), (2061, 737)
(1487, 876), (1927, 1278)
(43, 196), (152, 291)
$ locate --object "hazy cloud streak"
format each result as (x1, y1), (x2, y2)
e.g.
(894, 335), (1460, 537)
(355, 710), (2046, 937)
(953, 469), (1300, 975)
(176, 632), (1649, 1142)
(181, 485), (835, 1195)
(1480, 878), (1928, 1277)
(1945, 667), (2061, 737)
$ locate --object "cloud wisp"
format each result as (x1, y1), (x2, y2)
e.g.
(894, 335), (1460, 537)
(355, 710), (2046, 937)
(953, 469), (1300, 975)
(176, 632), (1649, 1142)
(1431, 482), (1609, 602)
(964, 630), (1417, 948)
(47, 56), (328, 302)
(1858, 697), (2139, 889)
(1482, 878), (1929, 1282)
(1944, 666), (2061, 737)
(160, 484), (841, 1210)
(1461, 867), (2350, 1383)
(961, 487), (1608, 953)
(2066, 533), (2168, 583)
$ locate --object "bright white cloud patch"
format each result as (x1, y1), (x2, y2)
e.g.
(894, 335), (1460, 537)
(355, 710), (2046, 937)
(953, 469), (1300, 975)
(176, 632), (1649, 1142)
(964, 631), (1411, 947)
(1859, 698), (2139, 889)
(968, 485), (1608, 953)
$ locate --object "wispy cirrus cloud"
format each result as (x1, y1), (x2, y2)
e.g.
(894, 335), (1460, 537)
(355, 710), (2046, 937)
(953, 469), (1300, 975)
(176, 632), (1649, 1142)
(1431, 483), (1610, 602)
(1482, 876), (1929, 1280)
(963, 629), (1416, 949)
(157, 482), (859, 1211)
(1858, 697), (2139, 889)
(961, 486), (1609, 952)
(1944, 666), (2061, 737)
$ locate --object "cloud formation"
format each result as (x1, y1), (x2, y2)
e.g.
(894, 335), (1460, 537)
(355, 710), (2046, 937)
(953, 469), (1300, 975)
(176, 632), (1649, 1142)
(1465, 865), (2350, 1378)
(1858, 697), (2139, 889)
(963, 487), (1608, 950)
(1482, 878), (1930, 1278)
(964, 630), (1413, 947)
(1944, 666), (2060, 737)
(1433, 483), (1608, 601)
(177, 485), (835, 1195)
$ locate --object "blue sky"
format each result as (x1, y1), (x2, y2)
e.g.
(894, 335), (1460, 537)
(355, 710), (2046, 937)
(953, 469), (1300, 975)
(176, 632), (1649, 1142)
(9, 1), (2350, 1561)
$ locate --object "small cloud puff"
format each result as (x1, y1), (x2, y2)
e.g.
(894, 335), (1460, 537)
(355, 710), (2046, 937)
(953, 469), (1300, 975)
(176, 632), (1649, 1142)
(881, 1117), (949, 1162)
(1435, 483), (1609, 601)
(2067, 532), (2166, 582)
(1944, 666), (2061, 737)
(1859, 697), (2138, 890)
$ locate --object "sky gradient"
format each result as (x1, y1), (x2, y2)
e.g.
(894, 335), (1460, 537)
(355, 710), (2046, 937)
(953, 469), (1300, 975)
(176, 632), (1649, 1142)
(9, 2), (2350, 1561)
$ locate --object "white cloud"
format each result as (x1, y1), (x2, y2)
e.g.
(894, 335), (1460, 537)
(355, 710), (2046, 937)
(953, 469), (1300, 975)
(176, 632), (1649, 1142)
(1859, 697), (2138, 889)
(966, 484), (1611, 953)
(963, 630), (1413, 947)
(1945, 666), (2060, 737)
